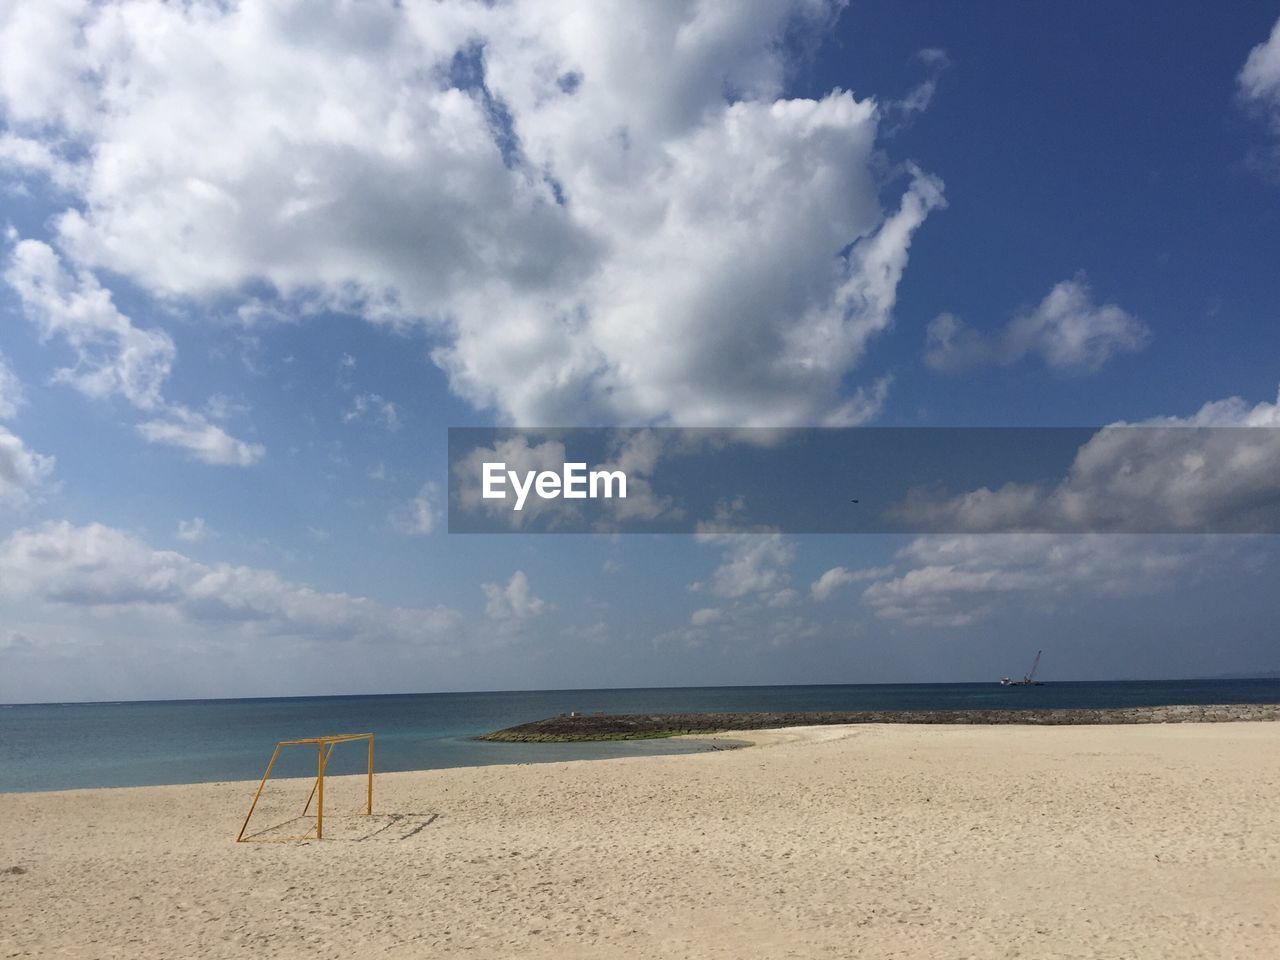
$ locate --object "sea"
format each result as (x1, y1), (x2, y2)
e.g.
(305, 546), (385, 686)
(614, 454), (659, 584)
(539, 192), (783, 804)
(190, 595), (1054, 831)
(2, 679), (1278, 793)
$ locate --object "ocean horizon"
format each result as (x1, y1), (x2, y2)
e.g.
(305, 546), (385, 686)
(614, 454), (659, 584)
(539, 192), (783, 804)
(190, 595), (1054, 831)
(4, 678), (1279, 794)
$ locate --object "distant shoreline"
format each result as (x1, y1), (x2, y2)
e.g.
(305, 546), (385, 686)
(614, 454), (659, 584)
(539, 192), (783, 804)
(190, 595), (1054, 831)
(7, 683), (1279, 793)
(480, 702), (1279, 741)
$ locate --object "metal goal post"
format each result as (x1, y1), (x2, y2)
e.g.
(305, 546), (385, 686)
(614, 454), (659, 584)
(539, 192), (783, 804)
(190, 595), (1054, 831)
(236, 732), (373, 842)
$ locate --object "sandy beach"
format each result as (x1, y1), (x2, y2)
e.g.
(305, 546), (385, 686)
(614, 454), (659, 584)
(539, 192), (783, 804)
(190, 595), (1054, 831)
(2, 722), (1277, 959)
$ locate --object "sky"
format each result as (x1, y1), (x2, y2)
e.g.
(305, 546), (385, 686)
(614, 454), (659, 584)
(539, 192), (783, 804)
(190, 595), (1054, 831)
(1, 1), (1279, 702)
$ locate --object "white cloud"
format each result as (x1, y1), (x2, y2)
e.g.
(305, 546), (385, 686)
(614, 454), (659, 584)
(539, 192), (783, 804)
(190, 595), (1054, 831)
(766, 587), (800, 608)
(0, 521), (460, 643)
(0, 353), (51, 505)
(0, 351), (25, 419)
(859, 534), (1225, 628)
(915, 48), (951, 68)
(692, 533), (795, 600)
(667, 531), (824, 648)
(202, 393), (250, 422)
(391, 482), (439, 536)
(175, 517), (210, 543)
(0, 0), (941, 427)
(344, 393), (401, 431)
(0, 132), (82, 190)
(925, 276), (1148, 375)
(5, 239), (264, 466)
(660, 601), (819, 650)
(861, 386), (1280, 624)
(691, 494), (776, 535)
(0, 425), (54, 506)
(482, 570), (546, 621)
(690, 607), (724, 626)
(1240, 17), (1280, 134)
(809, 564), (893, 601)
(882, 48), (951, 130)
(5, 238), (175, 410)
(1158, 388), (1280, 427)
(137, 407), (265, 467)
(894, 386), (1280, 534)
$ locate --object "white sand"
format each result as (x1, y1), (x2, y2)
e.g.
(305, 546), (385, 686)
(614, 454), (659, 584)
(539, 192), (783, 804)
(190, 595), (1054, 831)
(2, 722), (1277, 959)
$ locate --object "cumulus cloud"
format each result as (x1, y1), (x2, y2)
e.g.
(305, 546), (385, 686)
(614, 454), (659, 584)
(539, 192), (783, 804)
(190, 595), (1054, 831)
(0, 521), (461, 643)
(660, 600), (819, 650)
(137, 407), (265, 467)
(5, 239), (174, 410)
(1240, 17), (1280, 134)
(0, 0), (941, 427)
(482, 570), (546, 620)
(5, 239), (263, 465)
(894, 387), (1280, 534)
(861, 387), (1280, 623)
(925, 277), (1148, 375)
(175, 517), (210, 543)
(0, 351), (25, 419)
(391, 482), (439, 536)
(859, 534), (1226, 627)
(690, 607), (724, 626)
(692, 533), (796, 601)
(809, 564), (893, 601)
(0, 132), (82, 190)
(344, 393), (401, 431)
(0, 353), (52, 506)
(0, 425), (54, 506)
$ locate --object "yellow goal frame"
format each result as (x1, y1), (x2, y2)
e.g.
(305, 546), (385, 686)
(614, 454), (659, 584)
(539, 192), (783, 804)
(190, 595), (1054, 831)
(236, 733), (373, 842)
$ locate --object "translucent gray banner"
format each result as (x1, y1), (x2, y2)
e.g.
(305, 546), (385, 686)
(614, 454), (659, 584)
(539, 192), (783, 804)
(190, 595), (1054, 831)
(447, 427), (1280, 534)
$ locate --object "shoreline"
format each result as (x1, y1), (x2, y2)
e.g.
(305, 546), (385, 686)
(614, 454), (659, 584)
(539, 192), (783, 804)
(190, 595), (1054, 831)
(481, 701), (1280, 741)
(5, 703), (1277, 795)
(0, 732), (744, 797)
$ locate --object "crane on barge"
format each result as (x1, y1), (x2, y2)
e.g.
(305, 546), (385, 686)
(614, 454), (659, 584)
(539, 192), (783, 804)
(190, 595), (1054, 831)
(1000, 650), (1044, 686)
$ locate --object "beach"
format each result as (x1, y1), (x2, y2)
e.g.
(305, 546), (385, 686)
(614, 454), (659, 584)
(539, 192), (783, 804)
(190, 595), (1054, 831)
(2, 722), (1277, 959)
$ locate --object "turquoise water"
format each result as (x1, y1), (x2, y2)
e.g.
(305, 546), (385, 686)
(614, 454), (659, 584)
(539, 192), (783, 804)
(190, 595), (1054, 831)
(2, 680), (1278, 793)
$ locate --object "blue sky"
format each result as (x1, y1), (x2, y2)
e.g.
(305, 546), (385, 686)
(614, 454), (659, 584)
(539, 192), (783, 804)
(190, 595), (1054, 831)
(1, 1), (1279, 702)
